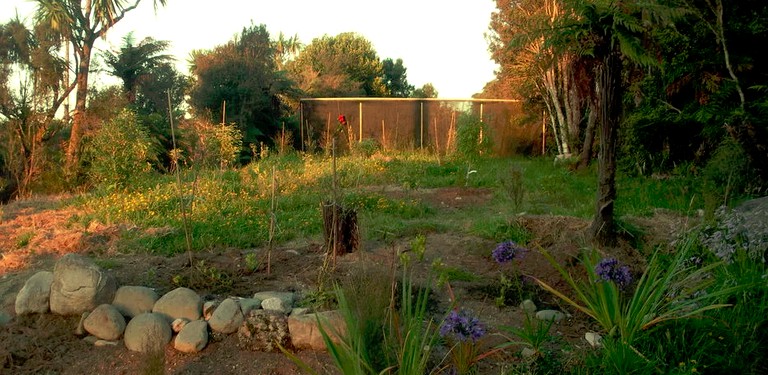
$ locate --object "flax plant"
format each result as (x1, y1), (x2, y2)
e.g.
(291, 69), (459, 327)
(533, 236), (743, 346)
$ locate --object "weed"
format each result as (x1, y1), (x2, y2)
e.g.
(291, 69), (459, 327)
(15, 231), (35, 248)
(244, 252), (260, 273)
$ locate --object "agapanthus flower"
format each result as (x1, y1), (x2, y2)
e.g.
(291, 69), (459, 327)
(594, 258), (632, 288)
(439, 309), (485, 343)
(492, 241), (527, 264)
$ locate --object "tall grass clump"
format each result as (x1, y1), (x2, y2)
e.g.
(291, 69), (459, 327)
(84, 109), (157, 189)
(286, 236), (440, 374)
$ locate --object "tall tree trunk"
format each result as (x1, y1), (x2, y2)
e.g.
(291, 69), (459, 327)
(65, 41), (93, 176)
(577, 103), (597, 170)
(589, 51), (622, 246)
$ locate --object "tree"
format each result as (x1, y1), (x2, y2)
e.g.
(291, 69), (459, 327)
(381, 58), (413, 97)
(188, 23), (296, 156)
(678, 0), (768, 183)
(487, 0), (592, 160)
(33, 0), (167, 176)
(1, 18), (72, 197)
(273, 31), (302, 71)
(412, 83), (438, 98)
(100, 32), (172, 103)
(544, 0), (667, 245)
(287, 32), (387, 97)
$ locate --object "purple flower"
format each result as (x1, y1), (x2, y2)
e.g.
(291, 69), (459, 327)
(440, 309), (486, 343)
(492, 241), (527, 264)
(594, 258), (632, 288)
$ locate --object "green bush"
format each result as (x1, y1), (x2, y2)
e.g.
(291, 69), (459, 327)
(85, 109), (157, 188)
(454, 113), (493, 160)
(702, 138), (755, 213)
(180, 119), (243, 169)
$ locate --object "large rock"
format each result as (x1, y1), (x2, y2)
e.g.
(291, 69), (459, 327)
(152, 287), (202, 323)
(49, 254), (117, 315)
(288, 310), (346, 351)
(15, 271), (53, 314)
(124, 313), (172, 353)
(174, 320), (209, 353)
(112, 286), (158, 318)
(261, 297), (292, 314)
(237, 310), (290, 352)
(208, 298), (244, 334)
(83, 304), (126, 341)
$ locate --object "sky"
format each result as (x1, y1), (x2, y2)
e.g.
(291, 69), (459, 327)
(1, 0), (500, 98)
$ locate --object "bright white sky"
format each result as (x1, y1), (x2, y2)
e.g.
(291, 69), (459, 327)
(1, 0), (499, 98)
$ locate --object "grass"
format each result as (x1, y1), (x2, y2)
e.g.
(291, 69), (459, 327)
(66, 151), (708, 255)
(58, 149), (768, 374)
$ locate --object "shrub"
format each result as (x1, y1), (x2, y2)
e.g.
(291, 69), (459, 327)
(454, 113), (492, 160)
(702, 138), (756, 213)
(85, 109), (157, 188)
(180, 119), (242, 169)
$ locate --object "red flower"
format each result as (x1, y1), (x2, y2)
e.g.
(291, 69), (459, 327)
(338, 114), (347, 126)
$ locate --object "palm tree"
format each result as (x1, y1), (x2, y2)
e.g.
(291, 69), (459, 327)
(549, 0), (666, 245)
(273, 32), (302, 71)
(33, 0), (167, 176)
(101, 32), (172, 103)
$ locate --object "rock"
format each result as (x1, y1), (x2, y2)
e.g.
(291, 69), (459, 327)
(152, 287), (202, 323)
(174, 320), (209, 353)
(261, 297), (292, 314)
(83, 304), (126, 341)
(290, 307), (310, 317)
(124, 313), (172, 353)
(253, 291), (294, 307)
(585, 332), (603, 347)
(521, 347), (537, 358)
(288, 310), (346, 351)
(112, 286), (158, 318)
(239, 298), (262, 316)
(94, 340), (119, 347)
(519, 299), (537, 314)
(49, 254), (117, 315)
(203, 301), (218, 320)
(208, 298), (244, 334)
(172, 318), (190, 333)
(15, 271), (53, 315)
(75, 311), (90, 336)
(238, 310), (290, 352)
(535, 309), (565, 322)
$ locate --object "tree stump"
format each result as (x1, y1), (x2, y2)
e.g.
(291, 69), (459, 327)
(322, 201), (359, 256)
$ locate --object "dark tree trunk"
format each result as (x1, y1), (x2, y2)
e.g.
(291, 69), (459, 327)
(589, 51), (622, 246)
(322, 201), (359, 256)
(577, 102), (597, 170)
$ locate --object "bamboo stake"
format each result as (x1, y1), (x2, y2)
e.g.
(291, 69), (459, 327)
(168, 90), (193, 266)
(268, 165), (276, 275)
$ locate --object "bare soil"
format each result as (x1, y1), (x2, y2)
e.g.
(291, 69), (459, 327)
(0, 189), (687, 374)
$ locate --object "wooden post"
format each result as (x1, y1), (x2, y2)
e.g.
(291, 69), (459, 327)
(479, 102), (484, 123)
(381, 119), (386, 150)
(299, 101), (304, 151)
(358, 102), (363, 142)
(420, 101), (424, 149)
(542, 110), (546, 155)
